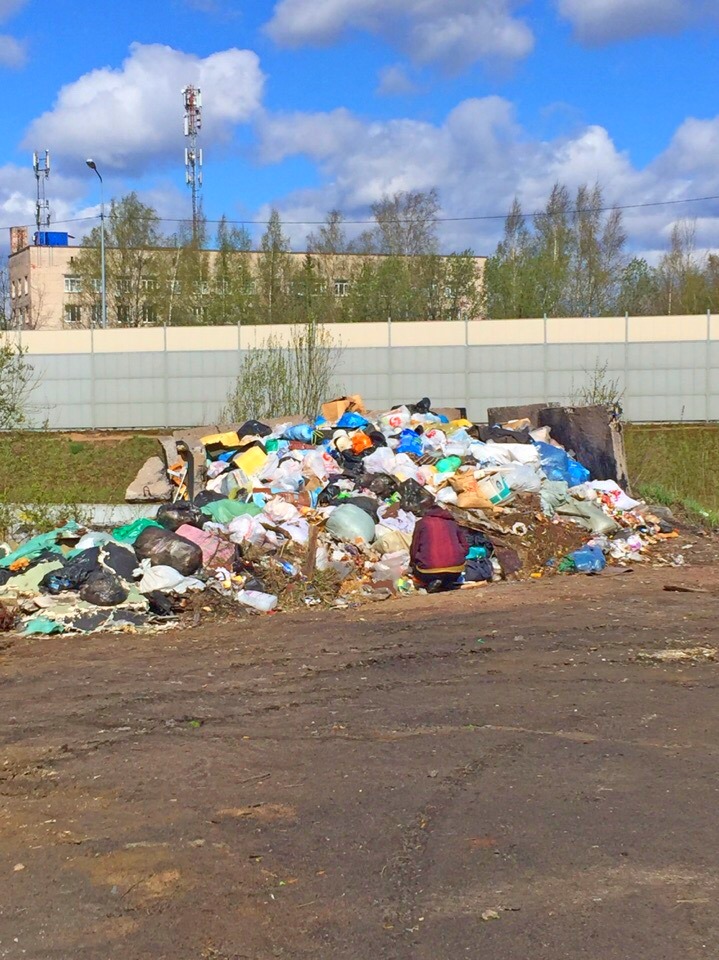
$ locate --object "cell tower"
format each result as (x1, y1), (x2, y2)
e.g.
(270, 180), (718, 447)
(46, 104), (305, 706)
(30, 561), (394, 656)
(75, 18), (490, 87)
(33, 150), (51, 235)
(182, 85), (203, 243)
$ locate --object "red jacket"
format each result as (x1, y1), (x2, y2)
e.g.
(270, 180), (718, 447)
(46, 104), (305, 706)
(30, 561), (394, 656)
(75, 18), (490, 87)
(410, 507), (468, 573)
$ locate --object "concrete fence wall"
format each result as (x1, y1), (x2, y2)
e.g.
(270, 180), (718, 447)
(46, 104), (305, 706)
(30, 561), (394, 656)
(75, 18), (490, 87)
(2, 315), (717, 429)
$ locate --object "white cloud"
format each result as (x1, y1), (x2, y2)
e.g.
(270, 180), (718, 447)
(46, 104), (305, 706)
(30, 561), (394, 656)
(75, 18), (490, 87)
(0, 33), (24, 67)
(266, 0), (534, 70)
(22, 43), (265, 173)
(0, 0), (26, 19)
(376, 64), (417, 96)
(557, 0), (719, 44)
(255, 98), (719, 256)
(0, 162), (90, 244)
(0, 0), (26, 68)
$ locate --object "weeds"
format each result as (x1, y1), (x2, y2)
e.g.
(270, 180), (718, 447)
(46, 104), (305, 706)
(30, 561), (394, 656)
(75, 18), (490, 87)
(570, 359), (624, 408)
(0, 499), (92, 541)
(223, 322), (342, 422)
(627, 424), (719, 529)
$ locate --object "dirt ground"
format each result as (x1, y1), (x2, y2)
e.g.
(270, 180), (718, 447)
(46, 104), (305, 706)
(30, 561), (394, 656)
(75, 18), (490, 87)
(1, 562), (718, 960)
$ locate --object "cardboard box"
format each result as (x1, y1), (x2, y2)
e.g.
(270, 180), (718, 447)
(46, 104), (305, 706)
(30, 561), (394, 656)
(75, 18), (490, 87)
(321, 394), (366, 423)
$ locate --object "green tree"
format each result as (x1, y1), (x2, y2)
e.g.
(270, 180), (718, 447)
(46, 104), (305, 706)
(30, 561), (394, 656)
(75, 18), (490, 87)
(533, 183), (572, 315)
(306, 210), (349, 254)
(365, 188), (440, 256)
(657, 220), (710, 314)
(617, 257), (660, 315)
(256, 210), (294, 323)
(72, 192), (166, 326)
(482, 198), (539, 318)
(566, 183), (626, 316)
(0, 264), (10, 330)
(206, 216), (255, 325)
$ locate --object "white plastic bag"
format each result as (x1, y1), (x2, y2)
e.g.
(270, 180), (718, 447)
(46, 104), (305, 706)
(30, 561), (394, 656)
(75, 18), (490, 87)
(362, 447), (398, 475)
(134, 559), (206, 594)
(378, 406), (411, 433)
(498, 463), (542, 493)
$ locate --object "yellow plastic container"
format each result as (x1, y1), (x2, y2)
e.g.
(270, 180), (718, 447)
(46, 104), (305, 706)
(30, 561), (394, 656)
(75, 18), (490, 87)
(232, 446), (268, 477)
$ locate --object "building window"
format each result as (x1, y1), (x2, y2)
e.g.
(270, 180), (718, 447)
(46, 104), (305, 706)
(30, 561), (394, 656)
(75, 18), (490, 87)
(116, 278), (132, 293)
(334, 278), (350, 297)
(141, 303), (157, 325)
(64, 275), (82, 293)
(91, 304), (102, 326)
(10, 280), (16, 299)
(116, 304), (131, 326)
(92, 278), (102, 293)
(24, 276), (29, 295)
(194, 280), (210, 296)
(64, 304), (82, 325)
(169, 280), (181, 294)
(140, 277), (158, 291)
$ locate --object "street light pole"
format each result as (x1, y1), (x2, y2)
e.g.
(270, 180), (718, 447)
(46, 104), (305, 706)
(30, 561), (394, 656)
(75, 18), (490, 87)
(86, 159), (107, 328)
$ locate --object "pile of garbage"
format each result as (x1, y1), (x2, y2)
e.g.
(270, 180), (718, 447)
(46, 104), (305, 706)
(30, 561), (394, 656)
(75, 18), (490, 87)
(0, 395), (681, 635)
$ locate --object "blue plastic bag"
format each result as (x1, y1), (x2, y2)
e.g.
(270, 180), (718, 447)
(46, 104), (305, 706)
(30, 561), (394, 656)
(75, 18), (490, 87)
(396, 429), (423, 457)
(283, 424), (316, 443)
(568, 545), (606, 573)
(336, 411), (370, 430)
(534, 441), (590, 487)
(566, 457), (591, 487)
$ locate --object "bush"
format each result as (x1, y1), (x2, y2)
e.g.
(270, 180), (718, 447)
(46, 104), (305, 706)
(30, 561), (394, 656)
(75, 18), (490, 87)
(223, 322), (342, 422)
(0, 342), (37, 429)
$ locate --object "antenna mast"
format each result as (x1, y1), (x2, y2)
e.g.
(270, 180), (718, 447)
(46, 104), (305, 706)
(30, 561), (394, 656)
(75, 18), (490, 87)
(33, 150), (51, 235)
(182, 85), (203, 244)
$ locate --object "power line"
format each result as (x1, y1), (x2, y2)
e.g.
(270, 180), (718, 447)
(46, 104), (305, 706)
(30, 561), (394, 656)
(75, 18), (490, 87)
(4, 192), (719, 234)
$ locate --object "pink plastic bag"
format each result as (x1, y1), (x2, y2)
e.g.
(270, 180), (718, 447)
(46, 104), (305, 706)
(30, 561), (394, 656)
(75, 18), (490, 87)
(175, 524), (235, 568)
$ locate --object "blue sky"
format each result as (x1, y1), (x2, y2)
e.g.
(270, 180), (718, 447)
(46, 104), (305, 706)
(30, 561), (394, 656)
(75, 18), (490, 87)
(1, 0), (718, 257)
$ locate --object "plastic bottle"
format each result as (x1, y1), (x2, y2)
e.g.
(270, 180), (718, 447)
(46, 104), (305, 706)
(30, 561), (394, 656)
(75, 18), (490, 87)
(236, 590), (278, 612)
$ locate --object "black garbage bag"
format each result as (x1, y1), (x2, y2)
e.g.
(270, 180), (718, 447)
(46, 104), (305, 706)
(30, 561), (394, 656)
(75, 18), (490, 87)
(40, 547), (101, 594)
(347, 495), (380, 521)
(366, 430), (388, 447)
(134, 527), (203, 576)
(145, 590), (178, 616)
(79, 570), (129, 606)
(237, 419), (272, 439)
(479, 424), (532, 444)
(464, 557), (494, 582)
(101, 543), (137, 582)
(193, 490), (225, 509)
(316, 482), (345, 507)
(0, 569), (14, 586)
(399, 478), (435, 515)
(408, 397), (432, 415)
(156, 501), (205, 532)
(360, 473), (400, 500)
(338, 451), (368, 478)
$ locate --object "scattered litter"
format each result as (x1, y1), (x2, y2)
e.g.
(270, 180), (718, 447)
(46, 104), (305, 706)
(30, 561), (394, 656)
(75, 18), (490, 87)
(0, 397), (688, 634)
(635, 647), (717, 664)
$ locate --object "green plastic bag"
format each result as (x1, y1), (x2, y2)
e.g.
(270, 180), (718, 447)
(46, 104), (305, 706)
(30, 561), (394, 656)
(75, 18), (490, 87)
(0, 522), (79, 569)
(436, 456), (462, 474)
(24, 617), (65, 635)
(112, 518), (162, 544)
(200, 499), (263, 525)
